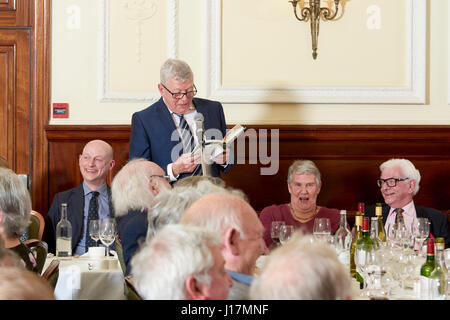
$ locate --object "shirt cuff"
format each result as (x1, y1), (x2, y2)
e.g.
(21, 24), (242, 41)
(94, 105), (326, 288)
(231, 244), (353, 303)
(167, 163), (179, 182)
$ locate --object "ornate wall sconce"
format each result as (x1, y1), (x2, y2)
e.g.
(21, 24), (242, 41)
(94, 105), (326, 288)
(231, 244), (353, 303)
(289, 0), (341, 59)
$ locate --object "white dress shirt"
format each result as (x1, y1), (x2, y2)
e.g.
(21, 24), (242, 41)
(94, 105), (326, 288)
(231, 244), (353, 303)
(384, 200), (418, 235)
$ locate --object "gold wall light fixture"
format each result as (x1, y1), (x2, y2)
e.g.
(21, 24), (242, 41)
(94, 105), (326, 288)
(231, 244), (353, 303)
(289, 0), (342, 59)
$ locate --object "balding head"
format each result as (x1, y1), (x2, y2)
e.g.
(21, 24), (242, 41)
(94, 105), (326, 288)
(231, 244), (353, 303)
(79, 140), (115, 190)
(180, 193), (268, 274)
(111, 158), (171, 217)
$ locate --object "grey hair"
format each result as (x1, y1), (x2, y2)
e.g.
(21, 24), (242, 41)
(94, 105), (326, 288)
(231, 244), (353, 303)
(287, 160), (321, 186)
(0, 248), (23, 269)
(380, 158), (421, 195)
(146, 180), (230, 242)
(0, 168), (32, 237)
(160, 58), (193, 84)
(111, 158), (166, 217)
(249, 231), (353, 300)
(131, 224), (219, 300)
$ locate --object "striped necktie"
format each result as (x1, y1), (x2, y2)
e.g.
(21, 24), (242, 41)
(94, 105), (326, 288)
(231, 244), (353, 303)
(394, 208), (404, 226)
(85, 191), (99, 251)
(176, 114), (195, 153)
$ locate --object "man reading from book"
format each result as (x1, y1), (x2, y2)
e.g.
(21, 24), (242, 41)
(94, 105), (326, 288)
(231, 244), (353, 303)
(129, 58), (234, 182)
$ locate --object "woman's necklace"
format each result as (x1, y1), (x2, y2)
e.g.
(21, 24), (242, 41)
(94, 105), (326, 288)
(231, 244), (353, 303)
(289, 203), (319, 223)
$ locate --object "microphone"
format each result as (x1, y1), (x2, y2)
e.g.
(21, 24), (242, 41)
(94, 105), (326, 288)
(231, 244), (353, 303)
(194, 112), (204, 147)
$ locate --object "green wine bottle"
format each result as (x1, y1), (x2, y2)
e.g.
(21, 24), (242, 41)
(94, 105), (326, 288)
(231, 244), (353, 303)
(420, 238), (435, 299)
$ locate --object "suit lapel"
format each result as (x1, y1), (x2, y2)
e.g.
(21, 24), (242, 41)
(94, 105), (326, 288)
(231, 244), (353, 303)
(381, 204), (390, 225)
(70, 184), (85, 250)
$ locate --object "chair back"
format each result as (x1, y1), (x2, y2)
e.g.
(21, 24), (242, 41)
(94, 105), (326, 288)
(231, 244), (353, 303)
(28, 210), (45, 240)
(41, 259), (60, 288)
(23, 239), (48, 274)
(124, 276), (142, 300)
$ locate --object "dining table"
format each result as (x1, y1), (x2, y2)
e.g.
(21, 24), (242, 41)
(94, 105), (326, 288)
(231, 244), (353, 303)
(42, 252), (126, 300)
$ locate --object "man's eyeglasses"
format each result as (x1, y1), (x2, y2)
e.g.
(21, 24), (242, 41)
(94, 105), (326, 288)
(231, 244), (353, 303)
(376, 177), (409, 188)
(149, 175), (171, 183)
(161, 83), (197, 99)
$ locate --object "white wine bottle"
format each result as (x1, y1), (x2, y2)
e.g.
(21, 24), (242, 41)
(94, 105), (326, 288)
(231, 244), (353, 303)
(375, 203), (386, 243)
(56, 203), (72, 258)
(334, 210), (352, 266)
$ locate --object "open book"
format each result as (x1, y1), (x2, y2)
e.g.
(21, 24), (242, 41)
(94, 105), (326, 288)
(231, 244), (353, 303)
(194, 124), (245, 161)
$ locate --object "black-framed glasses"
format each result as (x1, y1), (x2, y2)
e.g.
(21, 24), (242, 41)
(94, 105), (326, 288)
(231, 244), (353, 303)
(161, 83), (197, 99)
(376, 177), (409, 188)
(149, 174), (171, 183)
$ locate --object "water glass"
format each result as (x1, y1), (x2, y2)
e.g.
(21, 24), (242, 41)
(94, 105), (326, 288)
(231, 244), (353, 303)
(279, 225), (294, 245)
(313, 218), (331, 242)
(99, 218), (116, 257)
(270, 221), (285, 248)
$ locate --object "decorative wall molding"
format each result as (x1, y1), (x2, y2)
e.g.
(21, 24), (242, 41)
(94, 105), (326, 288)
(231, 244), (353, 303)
(205, 0), (426, 104)
(98, 0), (178, 103)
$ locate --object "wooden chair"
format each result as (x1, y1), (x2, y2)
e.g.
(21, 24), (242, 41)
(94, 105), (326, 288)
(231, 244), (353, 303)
(41, 259), (60, 289)
(124, 276), (142, 300)
(28, 210), (45, 240)
(23, 239), (48, 274)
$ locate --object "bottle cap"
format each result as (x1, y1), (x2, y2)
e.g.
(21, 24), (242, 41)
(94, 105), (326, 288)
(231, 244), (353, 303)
(358, 202), (365, 214)
(362, 217), (369, 231)
(340, 210), (347, 215)
(426, 239), (435, 255)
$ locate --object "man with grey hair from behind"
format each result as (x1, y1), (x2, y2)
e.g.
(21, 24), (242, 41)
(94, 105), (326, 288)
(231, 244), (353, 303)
(113, 158), (171, 275)
(249, 232), (353, 300)
(180, 192), (268, 300)
(366, 158), (449, 248)
(131, 224), (232, 300)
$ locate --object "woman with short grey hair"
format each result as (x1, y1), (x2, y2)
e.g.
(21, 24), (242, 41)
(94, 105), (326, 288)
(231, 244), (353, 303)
(259, 160), (340, 249)
(0, 168), (37, 272)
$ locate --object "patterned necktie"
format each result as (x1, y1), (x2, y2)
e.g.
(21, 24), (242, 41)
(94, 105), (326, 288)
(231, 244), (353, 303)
(85, 191), (99, 251)
(176, 114), (195, 153)
(394, 208), (404, 226)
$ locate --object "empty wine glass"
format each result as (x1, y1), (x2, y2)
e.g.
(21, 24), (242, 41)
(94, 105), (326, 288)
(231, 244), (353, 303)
(270, 221), (285, 248)
(313, 218), (331, 243)
(99, 218), (116, 257)
(89, 219), (100, 247)
(413, 218), (429, 255)
(279, 225), (294, 245)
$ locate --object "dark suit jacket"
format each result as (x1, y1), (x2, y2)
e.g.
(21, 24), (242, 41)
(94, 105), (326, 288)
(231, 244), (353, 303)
(117, 210), (148, 276)
(44, 184), (114, 254)
(366, 203), (450, 248)
(128, 97), (232, 179)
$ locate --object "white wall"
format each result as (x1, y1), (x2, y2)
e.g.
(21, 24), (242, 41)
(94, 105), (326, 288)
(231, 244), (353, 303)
(51, 0), (449, 125)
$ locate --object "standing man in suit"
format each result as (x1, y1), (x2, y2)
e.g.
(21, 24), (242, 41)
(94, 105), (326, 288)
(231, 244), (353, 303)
(366, 158), (449, 248)
(129, 58), (232, 182)
(44, 140), (115, 254)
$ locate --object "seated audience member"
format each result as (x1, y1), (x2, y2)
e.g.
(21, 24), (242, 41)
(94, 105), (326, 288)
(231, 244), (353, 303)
(131, 224), (232, 300)
(0, 268), (55, 300)
(366, 158), (450, 248)
(145, 179), (231, 243)
(180, 193), (268, 300)
(0, 168), (38, 272)
(112, 158), (171, 275)
(45, 140), (115, 254)
(0, 225), (23, 269)
(249, 232), (353, 300)
(259, 160), (340, 248)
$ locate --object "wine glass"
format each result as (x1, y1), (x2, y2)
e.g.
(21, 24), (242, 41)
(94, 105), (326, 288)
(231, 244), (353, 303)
(413, 218), (429, 255)
(99, 218), (116, 257)
(89, 219), (100, 247)
(270, 221), (285, 248)
(355, 244), (376, 297)
(313, 218), (331, 243)
(279, 225), (294, 245)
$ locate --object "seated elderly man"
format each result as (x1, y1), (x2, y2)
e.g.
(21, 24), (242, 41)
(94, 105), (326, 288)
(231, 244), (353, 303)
(112, 158), (171, 275)
(249, 232), (353, 300)
(259, 160), (340, 248)
(366, 158), (450, 248)
(131, 224), (232, 300)
(0, 168), (37, 272)
(180, 192), (267, 300)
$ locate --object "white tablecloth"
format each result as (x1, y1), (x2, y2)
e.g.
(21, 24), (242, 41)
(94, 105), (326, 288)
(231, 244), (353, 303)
(43, 255), (125, 300)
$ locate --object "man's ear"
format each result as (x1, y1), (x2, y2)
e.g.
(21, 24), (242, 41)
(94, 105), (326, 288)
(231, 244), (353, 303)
(409, 179), (416, 194)
(223, 228), (240, 256)
(147, 178), (160, 196)
(185, 275), (206, 300)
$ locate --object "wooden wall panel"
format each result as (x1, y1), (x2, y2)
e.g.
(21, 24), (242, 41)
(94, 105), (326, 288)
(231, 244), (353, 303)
(44, 125), (450, 218)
